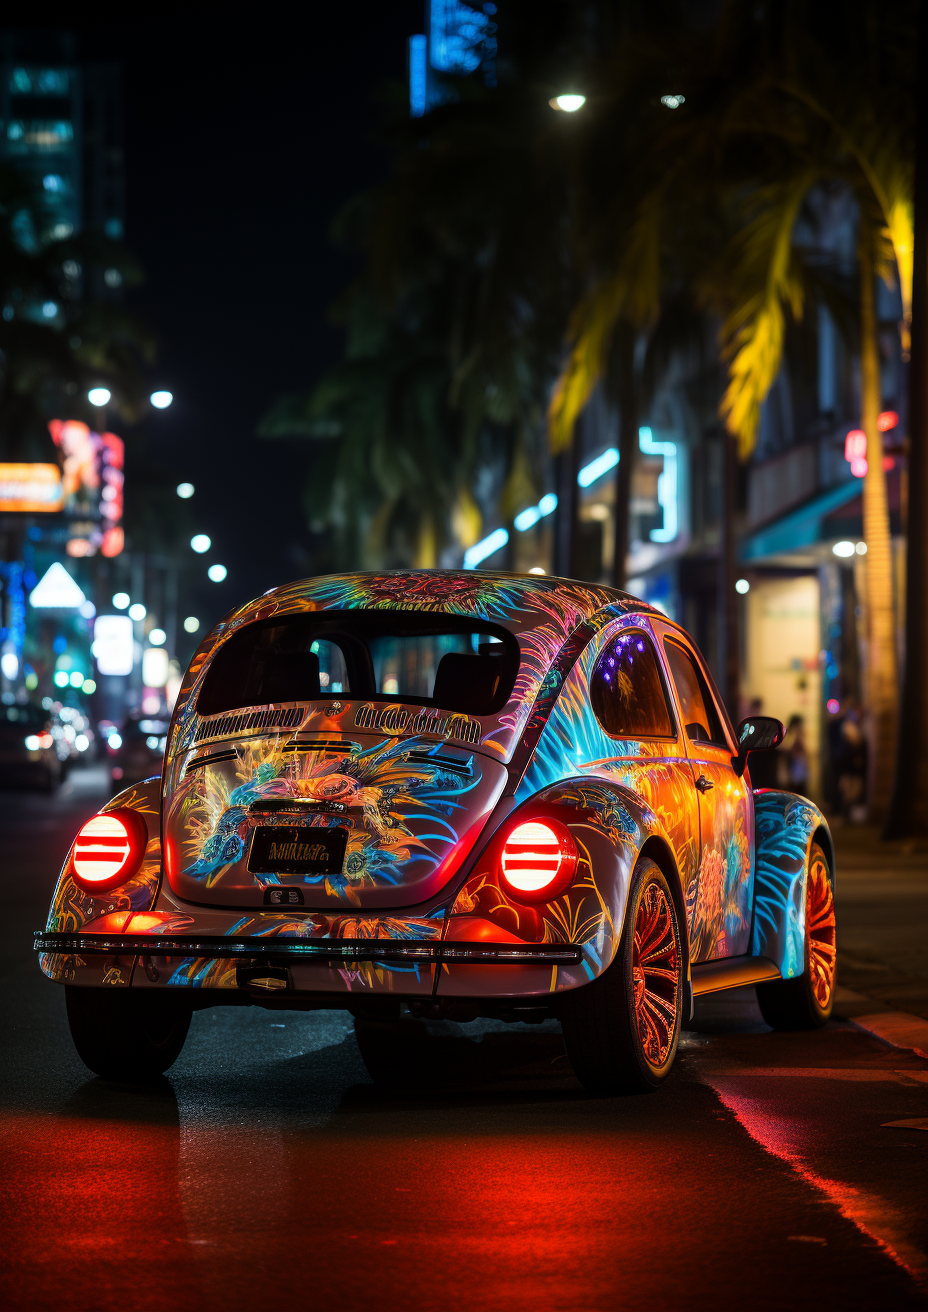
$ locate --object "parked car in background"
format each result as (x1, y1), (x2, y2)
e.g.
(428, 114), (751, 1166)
(0, 702), (66, 791)
(107, 715), (169, 788)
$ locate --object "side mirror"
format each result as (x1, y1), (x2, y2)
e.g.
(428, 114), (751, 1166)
(732, 715), (785, 778)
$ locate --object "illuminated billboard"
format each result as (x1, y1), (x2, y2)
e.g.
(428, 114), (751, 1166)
(93, 614), (134, 677)
(47, 420), (124, 557)
(0, 464), (65, 512)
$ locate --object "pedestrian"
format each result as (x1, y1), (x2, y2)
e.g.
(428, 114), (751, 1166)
(835, 706), (868, 823)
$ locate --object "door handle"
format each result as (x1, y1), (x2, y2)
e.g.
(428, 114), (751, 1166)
(695, 775), (714, 793)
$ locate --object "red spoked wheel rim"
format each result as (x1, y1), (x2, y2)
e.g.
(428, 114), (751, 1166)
(807, 852), (836, 1010)
(632, 882), (680, 1067)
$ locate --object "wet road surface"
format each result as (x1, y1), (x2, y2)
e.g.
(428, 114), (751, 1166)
(1, 771), (926, 1311)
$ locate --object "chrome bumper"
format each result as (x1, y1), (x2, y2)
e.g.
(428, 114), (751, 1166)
(34, 931), (581, 966)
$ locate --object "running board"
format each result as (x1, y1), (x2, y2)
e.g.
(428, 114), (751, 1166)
(691, 955), (781, 996)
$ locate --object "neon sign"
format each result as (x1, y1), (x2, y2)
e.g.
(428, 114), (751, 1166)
(638, 427), (678, 542)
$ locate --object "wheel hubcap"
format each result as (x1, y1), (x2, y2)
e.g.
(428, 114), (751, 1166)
(632, 882), (679, 1067)
(807, 854), (836, 1010)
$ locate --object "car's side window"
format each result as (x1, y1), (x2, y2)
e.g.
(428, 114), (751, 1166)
(663, 638), (727, 747)
(590, 631), (676, 739)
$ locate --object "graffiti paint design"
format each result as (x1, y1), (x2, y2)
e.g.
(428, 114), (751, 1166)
(38, 572), (832, 1010)
(751, 789), (830, 979)
(166, 734), (506, 909)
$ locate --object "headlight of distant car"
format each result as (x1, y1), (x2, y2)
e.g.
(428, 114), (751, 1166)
(25, 732), (53, 751)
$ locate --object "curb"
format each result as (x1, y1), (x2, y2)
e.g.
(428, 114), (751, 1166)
(834, 985), (928, 1061)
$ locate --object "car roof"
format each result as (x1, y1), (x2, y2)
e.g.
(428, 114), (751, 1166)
(223, 570), (648, 633)
(170, 571), (663, 766)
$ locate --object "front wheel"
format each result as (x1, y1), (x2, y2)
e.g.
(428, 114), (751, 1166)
(756, 841), (836, 1030)
(65, 986), (192, 1080)
(560, 857), (684, 1094)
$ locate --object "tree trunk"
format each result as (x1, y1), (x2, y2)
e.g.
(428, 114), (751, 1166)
(717, 429), (740, 720)
(858, 222), (899, 822)
(884, 3), (928, 837)
(611, 324), (637, 590)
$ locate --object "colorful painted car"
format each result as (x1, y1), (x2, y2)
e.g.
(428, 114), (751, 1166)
(36, 571), (837, 1092)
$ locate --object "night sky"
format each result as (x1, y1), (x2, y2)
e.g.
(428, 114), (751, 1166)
(30, 6), (422, 630)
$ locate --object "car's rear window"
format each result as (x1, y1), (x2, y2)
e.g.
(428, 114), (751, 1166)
(196, 610), (518, 718)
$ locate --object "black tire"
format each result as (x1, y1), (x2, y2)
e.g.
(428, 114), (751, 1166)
(65, 986), (192, 1080)
(560, 857), (684, 1094)
(353, 1013), (429, 1085)
(756, 841), (836, 1031)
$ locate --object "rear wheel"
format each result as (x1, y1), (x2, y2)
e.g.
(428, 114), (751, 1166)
(353, 1011), (429, 1085)
(560, 857), (683, 1094)
(756, 841), (836, 1030)
(65, 986), (192, 1080)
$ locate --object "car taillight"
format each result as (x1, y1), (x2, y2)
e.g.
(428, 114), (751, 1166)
(70, 809), (148, 893)
(499, 818), (577, 903)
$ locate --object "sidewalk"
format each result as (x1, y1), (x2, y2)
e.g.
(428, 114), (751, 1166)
(832, 823), (928, 1022)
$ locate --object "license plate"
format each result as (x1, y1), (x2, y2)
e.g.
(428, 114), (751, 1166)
(247, 826), (348, 876)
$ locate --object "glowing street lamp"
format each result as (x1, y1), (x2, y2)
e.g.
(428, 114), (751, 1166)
(176, 482), (194, 499)
(549, 93), (586, 112)
(190, 534), (211, 553)
(150, 390), (173, 409)
(88, 387), (111, 406)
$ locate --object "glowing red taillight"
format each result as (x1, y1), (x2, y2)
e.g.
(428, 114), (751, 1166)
(71, 809), (147, 893)
(500, 819), (577, 902)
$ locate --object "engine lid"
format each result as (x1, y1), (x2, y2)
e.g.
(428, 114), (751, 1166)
(164, 729), (507, 909)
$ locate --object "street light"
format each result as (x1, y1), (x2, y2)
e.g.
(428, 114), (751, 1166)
(148, 628), (166, 645)
(183, 616), (200, 633)
(190, 534), (211, 553)
(549, 93), (585, 112)
(88, 387), (111, 406)
(112, 592), (130, 609)
(176, 482), (194, 499)
(128, 602), (146, 621)
(150, 390), (173, 409)
(207, 564), (227, 583)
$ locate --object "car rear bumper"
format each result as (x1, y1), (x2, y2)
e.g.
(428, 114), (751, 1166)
(34, 930), (580, 967)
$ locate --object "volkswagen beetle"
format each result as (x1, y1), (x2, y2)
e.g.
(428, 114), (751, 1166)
(36, 571), (837, 1092)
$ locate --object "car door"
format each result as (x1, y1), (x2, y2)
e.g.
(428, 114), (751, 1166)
(660, 633), (754, 961)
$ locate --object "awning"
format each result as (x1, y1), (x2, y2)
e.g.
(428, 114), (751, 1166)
(740, 480), (861, 561)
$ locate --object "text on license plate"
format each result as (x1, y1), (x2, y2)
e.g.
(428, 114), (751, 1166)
(247, 826), (348, 875)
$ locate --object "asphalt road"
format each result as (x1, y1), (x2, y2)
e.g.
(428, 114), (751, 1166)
(1, 769), (926, 1311)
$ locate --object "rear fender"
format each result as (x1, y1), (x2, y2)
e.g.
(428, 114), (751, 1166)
(750, 789), (833, 980)
(40, 777), (163, 985)
(443, 777), (676, 996)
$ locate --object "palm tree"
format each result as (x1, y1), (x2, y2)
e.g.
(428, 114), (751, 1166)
(260, 20), (582, 571)
(549, 1), (915, 818)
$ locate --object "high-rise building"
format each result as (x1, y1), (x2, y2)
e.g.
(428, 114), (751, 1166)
(0, 31), (124, 298)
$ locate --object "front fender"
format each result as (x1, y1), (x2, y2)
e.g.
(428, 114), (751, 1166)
(441, 777), (673, 997)
(40, 777), (163, 985)
(750, 789), (833, 980)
